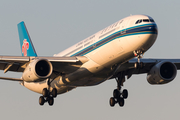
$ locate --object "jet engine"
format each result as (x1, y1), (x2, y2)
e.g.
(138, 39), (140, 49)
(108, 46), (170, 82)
(147, 61), (177, 85)
(22, 59), (53, 82)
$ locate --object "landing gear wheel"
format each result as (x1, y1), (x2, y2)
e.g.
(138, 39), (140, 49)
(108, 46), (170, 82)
(134, 62), (144, 69)
(118, 97), (124, 107)
(134, 62), (139, 69)
(42, 88), (48, 97)
(39, 76), (60, 106)
(109, 97), (115, 107)
(110, 72), (129, 107)
(48, 97), (54, 106)
(39, 96), (45, 106)
(52, 88), (57, 98)
(140, 62), (144, 69)
(40, 87), (58, 106)
(113, 89), (120, 98)
(122, 89), (128, 99)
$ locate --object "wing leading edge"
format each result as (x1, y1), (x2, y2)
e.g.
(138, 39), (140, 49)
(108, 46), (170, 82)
(113, 58), (180, 79)
(0, 56), (89, 81)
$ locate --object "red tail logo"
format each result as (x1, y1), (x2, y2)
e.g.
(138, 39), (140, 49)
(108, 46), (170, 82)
(22, 39), (29, 56)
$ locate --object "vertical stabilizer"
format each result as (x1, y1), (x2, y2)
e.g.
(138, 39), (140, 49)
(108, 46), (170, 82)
(17, 21), (37, 57)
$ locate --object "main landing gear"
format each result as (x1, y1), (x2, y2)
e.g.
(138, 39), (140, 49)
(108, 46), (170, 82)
(109, 73), (128, 107)
(39, 78), (57, 106)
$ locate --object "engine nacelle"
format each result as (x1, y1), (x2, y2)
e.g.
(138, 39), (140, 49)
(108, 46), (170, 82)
(22, 59), (53, 82)
(147, 61), (177, 85)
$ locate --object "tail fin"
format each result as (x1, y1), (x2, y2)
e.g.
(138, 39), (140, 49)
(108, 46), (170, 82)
(17, 21), (37, 57)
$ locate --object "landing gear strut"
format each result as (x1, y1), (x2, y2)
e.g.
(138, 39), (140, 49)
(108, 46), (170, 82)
(134, 50), (144, 69)
(109, 72), (128, 107)
(39, 78), (57, 106)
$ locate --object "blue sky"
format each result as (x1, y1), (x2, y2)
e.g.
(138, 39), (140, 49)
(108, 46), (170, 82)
(0, 0), (180, 120)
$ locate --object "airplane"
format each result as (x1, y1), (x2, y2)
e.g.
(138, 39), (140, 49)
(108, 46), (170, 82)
(0, 14), (178, 107)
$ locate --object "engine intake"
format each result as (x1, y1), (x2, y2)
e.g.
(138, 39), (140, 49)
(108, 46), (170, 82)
(147, 61), (177, 85)
(35, 60), (51, 76)
(22, 59), (53, 82)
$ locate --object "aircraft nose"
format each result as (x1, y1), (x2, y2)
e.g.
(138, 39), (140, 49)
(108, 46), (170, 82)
(150, 23), (158, 35)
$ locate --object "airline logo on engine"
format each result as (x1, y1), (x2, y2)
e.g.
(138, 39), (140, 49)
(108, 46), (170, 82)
(22, 39), (29, 56)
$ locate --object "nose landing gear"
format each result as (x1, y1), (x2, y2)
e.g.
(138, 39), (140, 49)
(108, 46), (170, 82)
(134, 50), (144, 69)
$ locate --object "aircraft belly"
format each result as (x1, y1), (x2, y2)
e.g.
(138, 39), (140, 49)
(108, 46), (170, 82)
(22, 80), (75, 94)
(22, 59), (110, 94)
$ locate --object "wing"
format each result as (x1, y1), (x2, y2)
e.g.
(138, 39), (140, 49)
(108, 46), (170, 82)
(0, 56), (88, 81)
(113, 58), (180, 79)
(0, 21), (89, 81)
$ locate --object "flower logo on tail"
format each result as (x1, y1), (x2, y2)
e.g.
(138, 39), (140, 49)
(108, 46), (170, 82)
(22, 39), (29, 56)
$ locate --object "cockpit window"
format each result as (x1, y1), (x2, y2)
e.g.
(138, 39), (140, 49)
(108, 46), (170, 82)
(139, 19), (142, 23)
(135, 19), (142, 24)
(143, 19), (149, 22)
(135, 20), (139, 24)
(135, 19), (154, 24)
(150, 19), (154, 22)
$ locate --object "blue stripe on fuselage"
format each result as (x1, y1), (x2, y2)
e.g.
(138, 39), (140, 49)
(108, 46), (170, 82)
(70, 23), (157, 57)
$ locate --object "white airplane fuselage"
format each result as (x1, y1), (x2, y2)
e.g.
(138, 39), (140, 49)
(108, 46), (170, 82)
(22, 15), (158, 94)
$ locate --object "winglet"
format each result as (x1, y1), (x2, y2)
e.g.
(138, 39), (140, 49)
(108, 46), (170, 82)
(17, 21), (37, 57)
